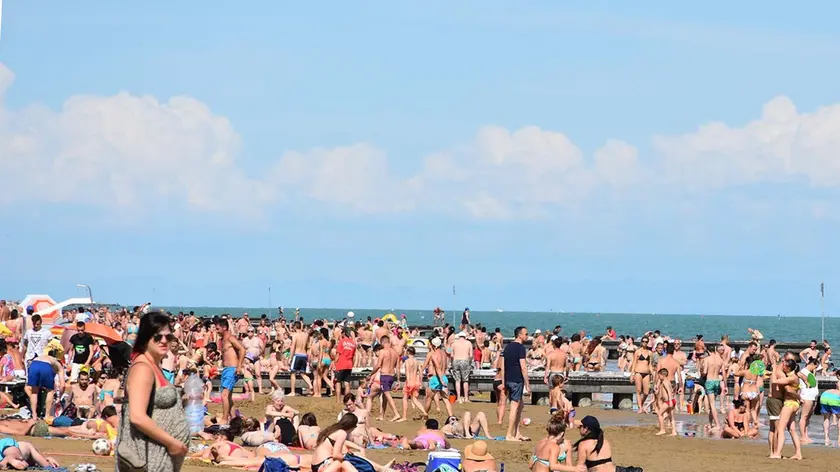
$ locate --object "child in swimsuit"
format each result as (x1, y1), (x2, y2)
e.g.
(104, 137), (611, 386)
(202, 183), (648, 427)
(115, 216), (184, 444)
(655, 368), (677, 436)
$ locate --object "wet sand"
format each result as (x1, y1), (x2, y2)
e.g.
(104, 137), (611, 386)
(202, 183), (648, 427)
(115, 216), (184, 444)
(15, 394), (840, 472)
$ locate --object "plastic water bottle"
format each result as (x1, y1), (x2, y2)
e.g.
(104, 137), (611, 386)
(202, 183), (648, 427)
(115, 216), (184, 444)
(184, 374), (204, 434)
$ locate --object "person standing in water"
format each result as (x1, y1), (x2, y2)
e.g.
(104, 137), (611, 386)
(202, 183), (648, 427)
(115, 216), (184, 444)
(702, 345), (728, 431)
(215, 318), (245, 424)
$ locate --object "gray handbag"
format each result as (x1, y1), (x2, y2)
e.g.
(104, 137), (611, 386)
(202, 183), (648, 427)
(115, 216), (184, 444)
(115, 365), (156, 471)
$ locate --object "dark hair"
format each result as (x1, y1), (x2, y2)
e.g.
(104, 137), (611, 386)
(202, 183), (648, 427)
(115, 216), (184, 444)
(573, 421), (604, 454)
(514, 326), (527, 338)
(406, 346), (416, 355)
(101, 406), (118, 418)
(733, 399), (745, 409)
(343, 393), (356, 404)
(769, 339), (777, 346)
(31, 314), (41, 324)
(214, 318), (229, 330)
(77, 321), (85, 328)
(217, 416), (244, 441)
(666, 343), (675, 355)
(425, 418), (439, 430)
(317, 414), (357, 445)
(547, 412), (567, 436)
(783, 359), (798, 372)
(301, 412), (318, 427)
(243, 417), (261, 432)
(133, 311), (173, 355)
(571, 333), (581, 342)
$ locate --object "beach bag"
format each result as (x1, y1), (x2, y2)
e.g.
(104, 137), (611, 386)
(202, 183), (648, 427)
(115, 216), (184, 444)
(116, 364), (156, 471)
(344, 453), (376, 472)
(258, 457), (290, 472)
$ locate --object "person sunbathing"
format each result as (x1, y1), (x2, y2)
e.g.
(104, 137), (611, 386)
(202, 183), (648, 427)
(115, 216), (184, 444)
(401, 419), (449, 450)
(297, 413), (321, 450)
(0, 437), (59, 470)
(442, 411), (492, 439)
(0, 419), (104, 439)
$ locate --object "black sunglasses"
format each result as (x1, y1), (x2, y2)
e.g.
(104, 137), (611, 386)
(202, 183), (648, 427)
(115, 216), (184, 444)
(153, 333), (177, 343)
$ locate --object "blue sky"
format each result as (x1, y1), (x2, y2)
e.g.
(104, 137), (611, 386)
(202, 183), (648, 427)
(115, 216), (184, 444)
(1, 1), (839, 316)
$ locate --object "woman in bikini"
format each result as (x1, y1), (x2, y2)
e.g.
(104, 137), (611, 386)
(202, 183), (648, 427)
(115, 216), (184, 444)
(297, 413), (321, 450)
(770, 358), (803, 460)
(574, 416), (616, 472)
(441, 411), (492, 439)
(722, 399), (758, 439)
(733, 354), (762, 431)
(192, 417), (251, 462)
(527, 344), (546, 370)
(585, 339), (607, 372)
(311, 414), (358, 472)
(530, 412), (575, 472)
(797, 357), (820, 444)
(630, 337), (653, 413)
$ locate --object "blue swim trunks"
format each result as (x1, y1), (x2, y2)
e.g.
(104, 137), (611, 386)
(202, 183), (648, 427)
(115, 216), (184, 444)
(220, 366), (238, 391)
(0, 437), (18, 455)
(27, 360), (55, 390)
(428, 375), (449, 392)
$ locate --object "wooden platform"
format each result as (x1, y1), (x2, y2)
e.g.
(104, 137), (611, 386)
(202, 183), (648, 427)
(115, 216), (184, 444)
(210, 368), (840, 410)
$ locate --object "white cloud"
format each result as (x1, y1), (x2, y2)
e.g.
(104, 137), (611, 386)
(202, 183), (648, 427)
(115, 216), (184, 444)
(652, 96), (840, 191)
(0, 63), (272, 215)
(3, 60), (840, 221)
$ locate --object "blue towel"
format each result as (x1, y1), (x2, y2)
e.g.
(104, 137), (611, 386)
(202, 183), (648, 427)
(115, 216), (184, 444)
(493, 436), (506, 441)
(25, 468), (69, 472)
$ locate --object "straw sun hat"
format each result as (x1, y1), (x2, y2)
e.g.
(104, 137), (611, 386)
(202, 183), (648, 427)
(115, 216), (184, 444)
(464, 440), (494, 461)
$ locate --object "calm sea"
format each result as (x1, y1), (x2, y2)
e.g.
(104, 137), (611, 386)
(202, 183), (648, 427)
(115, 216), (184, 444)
(159, 307), (837, 343)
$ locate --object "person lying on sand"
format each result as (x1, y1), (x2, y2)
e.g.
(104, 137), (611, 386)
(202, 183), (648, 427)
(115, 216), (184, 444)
(0, 437), (59, 470)
(401, 419), (449, 451)
(0, 419), (105, 439)
(442, 411), (492, 439)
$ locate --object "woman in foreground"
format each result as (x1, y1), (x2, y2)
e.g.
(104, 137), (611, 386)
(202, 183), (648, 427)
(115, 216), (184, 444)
(574, 416), (615, 472)
(530, 412), (575, 472)
(116, 311), (190, 472)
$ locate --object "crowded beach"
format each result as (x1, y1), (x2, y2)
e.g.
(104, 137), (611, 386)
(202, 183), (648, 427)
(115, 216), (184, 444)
(0, 300), (836, 472)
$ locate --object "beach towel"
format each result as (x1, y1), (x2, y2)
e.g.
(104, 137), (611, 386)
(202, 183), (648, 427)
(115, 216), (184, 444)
(344, 453), (376, 472)
(25, 467), (70, 472)
(258, 457), (290, 472)
(616, 467), (643, 472)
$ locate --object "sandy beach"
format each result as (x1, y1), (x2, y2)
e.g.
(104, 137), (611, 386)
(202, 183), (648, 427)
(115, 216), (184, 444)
(15, 393), (838, 472)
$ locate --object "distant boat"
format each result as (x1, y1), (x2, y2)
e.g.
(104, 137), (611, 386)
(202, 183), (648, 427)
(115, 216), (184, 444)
(496, 309), (503, 312)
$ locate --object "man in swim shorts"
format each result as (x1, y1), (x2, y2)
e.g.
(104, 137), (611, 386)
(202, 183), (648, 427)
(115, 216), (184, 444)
(216, 318), (245, 424)
(288, 321), (313, 395)
(366, 335), (402, 421)
(701, 345), (727, 430)
(424, 337), (453, 417)
(451, 332), (473, 403)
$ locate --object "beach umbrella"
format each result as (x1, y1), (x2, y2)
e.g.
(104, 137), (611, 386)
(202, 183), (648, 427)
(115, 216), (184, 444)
(20, 294), (61, 325)
(84, 322), (123, 344)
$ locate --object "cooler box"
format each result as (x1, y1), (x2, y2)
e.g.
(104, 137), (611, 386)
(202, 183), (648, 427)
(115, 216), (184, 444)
(427, 450), (461, 471)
